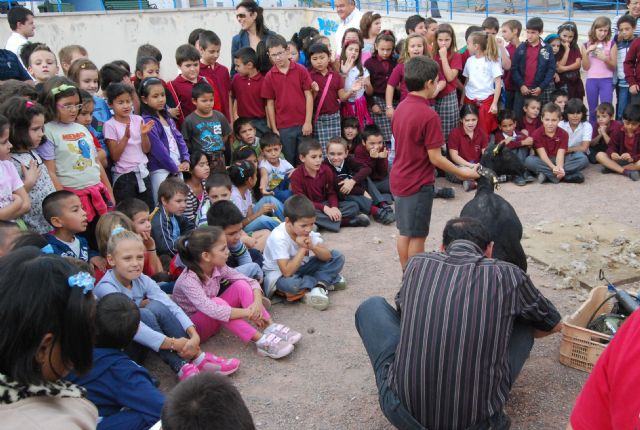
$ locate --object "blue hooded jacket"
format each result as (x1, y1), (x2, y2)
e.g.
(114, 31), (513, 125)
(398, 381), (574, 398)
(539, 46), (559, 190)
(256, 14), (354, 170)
(67, 348), (164, 430)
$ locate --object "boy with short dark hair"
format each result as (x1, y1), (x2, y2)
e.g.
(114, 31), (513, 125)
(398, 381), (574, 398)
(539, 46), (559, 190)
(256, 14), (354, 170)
(67, 293), (164, 429)
(231, 117), (260, 159)
(259, 132), (294, 203)
(405, 15), (427, 36)
(590, 102), (622, 162)
(525, 102), (587, 183)
(616, 14), (637, 118)
(42, 190), (103, 267)
(150, 178), (195, 268)
(231, 47), (269, 135)
(261, 34), (314, 164)
(181, 82), (232, 172)
(551, 89), (569, 112)
(495, 109), (534, 185)
(501, 19), (522, 109)
(169, 43), (222, 127)
(262, 195), (346, 310)
(481, 16), (500, 35)
(595, 103), (640, 180)
(207, 200), (264, 281)
(198, 30), (231, 122)
(512, 17), (556, 119)
(391, 56), (478, 269)
(197, 172), (233, 226)
(290, 138), (368, 232)
(518, 95), (542, 144)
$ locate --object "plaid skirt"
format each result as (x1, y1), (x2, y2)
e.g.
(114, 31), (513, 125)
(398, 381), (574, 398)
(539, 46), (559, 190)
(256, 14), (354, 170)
(540, 83), (554, 106)
(370, 95), (393, 142)
(435, 91), (459, 144)
(314, 111), (341, 156)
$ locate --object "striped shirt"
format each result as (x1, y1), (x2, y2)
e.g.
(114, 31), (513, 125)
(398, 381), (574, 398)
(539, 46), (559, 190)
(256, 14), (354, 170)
(389, 240), (561, 429)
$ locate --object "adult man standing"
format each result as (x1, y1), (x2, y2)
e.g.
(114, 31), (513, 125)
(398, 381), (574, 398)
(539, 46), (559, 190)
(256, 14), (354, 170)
(5, 6), (34, 62)
(333, 0), (362, 57)
(356, 217), (562, 430)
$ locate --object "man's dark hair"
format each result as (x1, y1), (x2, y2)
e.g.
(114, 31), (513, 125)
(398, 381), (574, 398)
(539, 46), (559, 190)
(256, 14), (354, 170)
(207, 200), (245, 228)
(266, 34), (288, 51)
(8, 6), (33, 31)
(136, 43), (162, 62)
(199, 30), (222, 49)
(481, 16), (500, 31)
(526, 17), (544, 32)
(623, 103), (640, 123)
(405, 14), (426, 35)
(205, 172), (232, 192)
(175, 43), (200, 66)
(404, 56), (439, 92)
(233, 47), (258, 67)
(298, 137), (322, 156)
(42, 190), (76, 224)
(284, 195), (316, 223)
(95, 293), (140, 349)
(361, 124), (383, 142)
(162, 373), (255, 430)
(442, 217), (491, 250)
(192, 82), (214, 100)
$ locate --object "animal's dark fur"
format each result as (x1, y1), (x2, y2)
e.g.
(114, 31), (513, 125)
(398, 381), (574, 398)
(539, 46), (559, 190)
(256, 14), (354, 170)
(460, 143), (528, 272)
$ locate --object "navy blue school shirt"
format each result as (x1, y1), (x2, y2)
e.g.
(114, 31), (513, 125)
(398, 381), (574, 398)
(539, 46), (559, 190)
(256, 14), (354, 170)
(45, 233), (98, 262)
(67, 348), (164, 430)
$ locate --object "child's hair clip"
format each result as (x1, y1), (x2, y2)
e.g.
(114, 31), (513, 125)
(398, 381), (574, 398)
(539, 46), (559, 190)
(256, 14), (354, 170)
(111, 225), (126, 236)
(25, 100), (36, 108)
(51, 83), (76, 96)
(40, 244), (54, 254)
(68, 272), (95, 295)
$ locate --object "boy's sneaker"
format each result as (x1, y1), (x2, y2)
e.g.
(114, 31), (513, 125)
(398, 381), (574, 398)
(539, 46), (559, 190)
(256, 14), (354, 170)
(435, 186), (455, 199)
(462, 180), (477, 192)
(513, 176), (527, 186)
(265, 323), (302, 344)
(327, 275), (347, 291)
(563, 172), (585, 183)
(256, 333), (294, 359)
(624, 169), (640, 181)
(536, 173), (547, 184)
(197, 352), (240, 376)
(374, 206), (395, 225)
(349, 213), (371, 227)
(524, 171), (536, 182)
(302, 286), (329, 310)
(178, 362), (200, 381)
(601, 167), (615, 174)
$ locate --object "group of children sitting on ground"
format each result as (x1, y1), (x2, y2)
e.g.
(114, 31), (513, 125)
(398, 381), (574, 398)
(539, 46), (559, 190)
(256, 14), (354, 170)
(1, 3), (640, 429)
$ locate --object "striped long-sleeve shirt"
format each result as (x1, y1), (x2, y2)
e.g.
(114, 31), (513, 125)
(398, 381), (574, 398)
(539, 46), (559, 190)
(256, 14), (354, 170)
(389, 240), (561, 430)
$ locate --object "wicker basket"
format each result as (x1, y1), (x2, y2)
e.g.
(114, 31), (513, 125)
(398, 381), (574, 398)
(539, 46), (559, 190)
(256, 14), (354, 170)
(559, 286), (614, 373)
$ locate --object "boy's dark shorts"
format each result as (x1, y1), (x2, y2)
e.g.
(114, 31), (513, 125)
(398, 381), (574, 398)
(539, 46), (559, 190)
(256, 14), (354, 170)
(394, 185), (434, 237)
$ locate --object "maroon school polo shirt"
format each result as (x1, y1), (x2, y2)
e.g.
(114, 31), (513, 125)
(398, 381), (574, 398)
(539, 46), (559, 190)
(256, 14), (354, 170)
(518, 116), (542, 136)
(289, 163), (339, 210)
(524, 42), (541, 87)
(387, 63), (409, 102)
(309, 69), (343, 116)
(608, 128), (640, 162)
(200, 62), (231, 121)
(504, 42), (517, 90)
(592, 120), (622, 139)
(436, 52), (463, 98)
(532, 126), (568, 158)
(448, 125), (488, 163)
(231, 72), (266, 119)
(261, 61), (312, 130)
(390, 93), (444, 196)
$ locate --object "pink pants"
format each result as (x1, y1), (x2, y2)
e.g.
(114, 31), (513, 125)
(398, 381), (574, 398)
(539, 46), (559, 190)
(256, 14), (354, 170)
(190, 280), (270, 343)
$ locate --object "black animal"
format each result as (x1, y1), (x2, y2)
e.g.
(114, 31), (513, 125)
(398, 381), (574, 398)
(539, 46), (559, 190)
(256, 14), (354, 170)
(460, 142), (528, 272)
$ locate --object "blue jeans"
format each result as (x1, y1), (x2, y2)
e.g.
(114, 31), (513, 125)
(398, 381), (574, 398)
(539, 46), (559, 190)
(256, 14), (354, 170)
(244, 196), (284, 233)
(525, 152), (589, 178)
(616, 84), (630, 121)
(355, 296), (534, 430)
(275, 250), (345, 294)
(139, 300), (188, 373)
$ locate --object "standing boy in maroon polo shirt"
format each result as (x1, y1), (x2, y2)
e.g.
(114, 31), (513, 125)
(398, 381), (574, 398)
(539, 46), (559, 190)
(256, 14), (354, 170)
(231, 47), (269, 136)
(261, 34), (314, 164)
(595, 103), (640, 180)
(290, 139), (369, 233)
(524, 102), (586, 183)
(390, 56), (479, 270)
(198, 30), (231, 122)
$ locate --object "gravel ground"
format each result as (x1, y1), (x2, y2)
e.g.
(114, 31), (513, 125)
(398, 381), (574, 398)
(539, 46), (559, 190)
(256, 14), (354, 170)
(150, 164), (640, 429)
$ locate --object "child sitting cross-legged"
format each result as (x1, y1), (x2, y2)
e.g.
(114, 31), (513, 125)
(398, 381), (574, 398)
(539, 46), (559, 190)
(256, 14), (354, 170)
(324, 137), (394, 225)
(94, 228), (240, 380)
(589, 102), (621, 163)
(595, 103), (640, 180)
(494, 109), (535, 185)
(67, 293), (165, 430)
(173, 227), (301, 359)
(42, 190), (105, 270)
(263, 195), (346, 310)
(206, 200), (264, 282)
(259, 132), (294, 204)
(290, 138), (369, 232)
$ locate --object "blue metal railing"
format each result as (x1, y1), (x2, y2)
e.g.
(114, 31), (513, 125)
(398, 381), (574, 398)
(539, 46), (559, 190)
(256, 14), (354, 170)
(1, 0), (627, 25)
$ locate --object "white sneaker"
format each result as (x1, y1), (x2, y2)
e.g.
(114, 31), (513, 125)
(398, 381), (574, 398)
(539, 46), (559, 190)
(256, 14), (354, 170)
(302, 286), (329, 311)
(256, 333), (294, 359)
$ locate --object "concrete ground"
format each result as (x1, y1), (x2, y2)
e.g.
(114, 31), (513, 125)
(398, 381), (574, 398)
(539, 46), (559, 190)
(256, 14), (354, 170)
(151, 163), (640, 429)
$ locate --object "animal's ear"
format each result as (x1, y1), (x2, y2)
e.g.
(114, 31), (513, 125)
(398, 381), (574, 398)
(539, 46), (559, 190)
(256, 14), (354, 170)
(492, 142), (505, 157)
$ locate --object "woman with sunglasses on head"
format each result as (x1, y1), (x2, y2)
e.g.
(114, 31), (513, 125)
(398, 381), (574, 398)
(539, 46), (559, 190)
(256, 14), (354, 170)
(231, 0), (275, 77)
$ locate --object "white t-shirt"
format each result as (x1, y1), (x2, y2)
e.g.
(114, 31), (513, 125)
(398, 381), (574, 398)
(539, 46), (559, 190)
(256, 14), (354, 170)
(333, 8), (363, 57)
(344, 67), (370, 101)
(263, 222), (324, 293)
(559, 121), (593, 149)
(5, 32), (27, 58)
(163, 125), (180, 165)
(463, 56), (503, 101)
(259, 158), (293, 191)
(230, 185), (253, 218)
